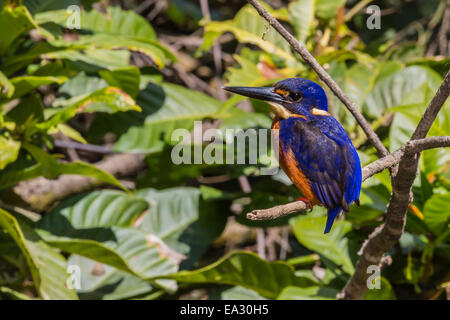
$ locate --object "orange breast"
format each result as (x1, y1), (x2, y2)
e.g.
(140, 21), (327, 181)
(272, 118), (321, 205)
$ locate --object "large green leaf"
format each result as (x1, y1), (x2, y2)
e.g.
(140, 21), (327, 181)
(277, 286), (338, 300)
(155, 251), (317, 299)
(114, 83), (222, 153)
(99, 66), (141, 99)
(423, 193), (450, 236)
(71, 34), (169, 70)
(364, 277), (397, 300)
(22, 144), (128, 191)
(315, 0), (345, 19)
(134, 187), (229, 269)
(215, 286), (266, 300)
(0, 135), (21, 170)
(47, 48), (132, 72)
(43, 86), (140, 130)
(202, 4), (295, 63)
(8, 75), (67, 100)
(364, 66), (442, 118)
(24, 0), (80, 15)
(0, 6), (37, 55)
(290, 214), (355, 274)
(43, 7), (175, 69)
(0, 70), (14, 99)
(388, 82), (449, 155)
(80, 6), (157, 41)
(289, 0), (315, 43)
(67, 254), (155, 300)
(35, 190), (182, 283)
(56, 71), (105, 97)
(0, 208), (78, 299)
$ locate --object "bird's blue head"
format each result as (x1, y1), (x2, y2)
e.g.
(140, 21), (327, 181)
(224, 78), (329, 120)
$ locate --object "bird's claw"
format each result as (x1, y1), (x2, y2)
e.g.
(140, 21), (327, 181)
(296, 196), (313, 210)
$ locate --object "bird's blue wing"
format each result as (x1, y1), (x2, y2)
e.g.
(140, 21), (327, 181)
(279, 117), (361, 213)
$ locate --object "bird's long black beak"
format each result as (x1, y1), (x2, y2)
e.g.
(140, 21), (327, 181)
(223, 86), (282, 103)
(223, 85), (294, 119)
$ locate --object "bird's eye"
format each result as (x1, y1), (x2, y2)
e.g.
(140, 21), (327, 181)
(289, 92), (302, 101)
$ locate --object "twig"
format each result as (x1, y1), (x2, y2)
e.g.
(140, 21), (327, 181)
(437, 3), (450, 56)
(344, 0), (374, 21)
(54, 140), (116, 155)
(247, 136), (450, 221)
(246, 0), (389, 158)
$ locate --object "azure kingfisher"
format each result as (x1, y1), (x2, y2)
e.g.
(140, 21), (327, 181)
(224, 78), (361, 233)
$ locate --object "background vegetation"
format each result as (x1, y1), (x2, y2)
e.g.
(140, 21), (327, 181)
(0, 0), (449, 300)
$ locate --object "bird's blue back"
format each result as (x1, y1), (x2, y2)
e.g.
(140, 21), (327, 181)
(278, 115), (361, 233)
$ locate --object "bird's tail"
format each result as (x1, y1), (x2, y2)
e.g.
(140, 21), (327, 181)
(324, 206), (342, 234)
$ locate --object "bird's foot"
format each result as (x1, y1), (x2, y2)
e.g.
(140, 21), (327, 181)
(296, 196), (313, 210)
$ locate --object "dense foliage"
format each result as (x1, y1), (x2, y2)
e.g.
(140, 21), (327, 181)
(0, 0), (449, 300)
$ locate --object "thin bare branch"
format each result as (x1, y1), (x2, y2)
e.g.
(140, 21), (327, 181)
(246, 0), (389, 157)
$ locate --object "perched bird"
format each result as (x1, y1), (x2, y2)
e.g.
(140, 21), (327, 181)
(224, 78), (361, 233)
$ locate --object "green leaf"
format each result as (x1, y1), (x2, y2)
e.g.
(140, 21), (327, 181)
(0, 208), (78, 299)
(289, 0), (315, 43)
(134, 187), (229, 269)
(155, 251), (317, 299)
(0, 286), (32, 300)
(364, 66), (442, 118)
(49, 123), (87, 144)
(56, 72), (107, 100)
(114, 83), (222, 153)
(389, 82), (449, 152)
(67, 255), (155, 300)
(8, 75), (67, 100)
(99, 66), (141, 99)
(219, 108), (271, 131)
(0, 70), (14, 99)
(0, 135), (21, 170)
(277, 286), (338, 300)
(80, 6), (157, 41)
(24, 0), (79, 15)
(315, 0), (345, 19)
(423, 193), (450, 236)
(44, 7), (175, 69)
(6, 93), (44, 125)
(71, 34), (169, 70)
(225, 54), (279, 87)
(35, 190), (182, 281)
(0, 6), (37, 55)
(364, 277), (397, 300)
(43, 86), (140, 129)
(23, 143), (128, 191)
(215, 286), (266, 300)
(203, 4), (295, 63)
(46, 48), (131, 72)
(290, 215), (355, 274)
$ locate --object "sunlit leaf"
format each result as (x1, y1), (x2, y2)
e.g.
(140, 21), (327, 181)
(0, 135), (21, 170)
(155, 251), (317, 299)
(290, 215), (354, 274)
